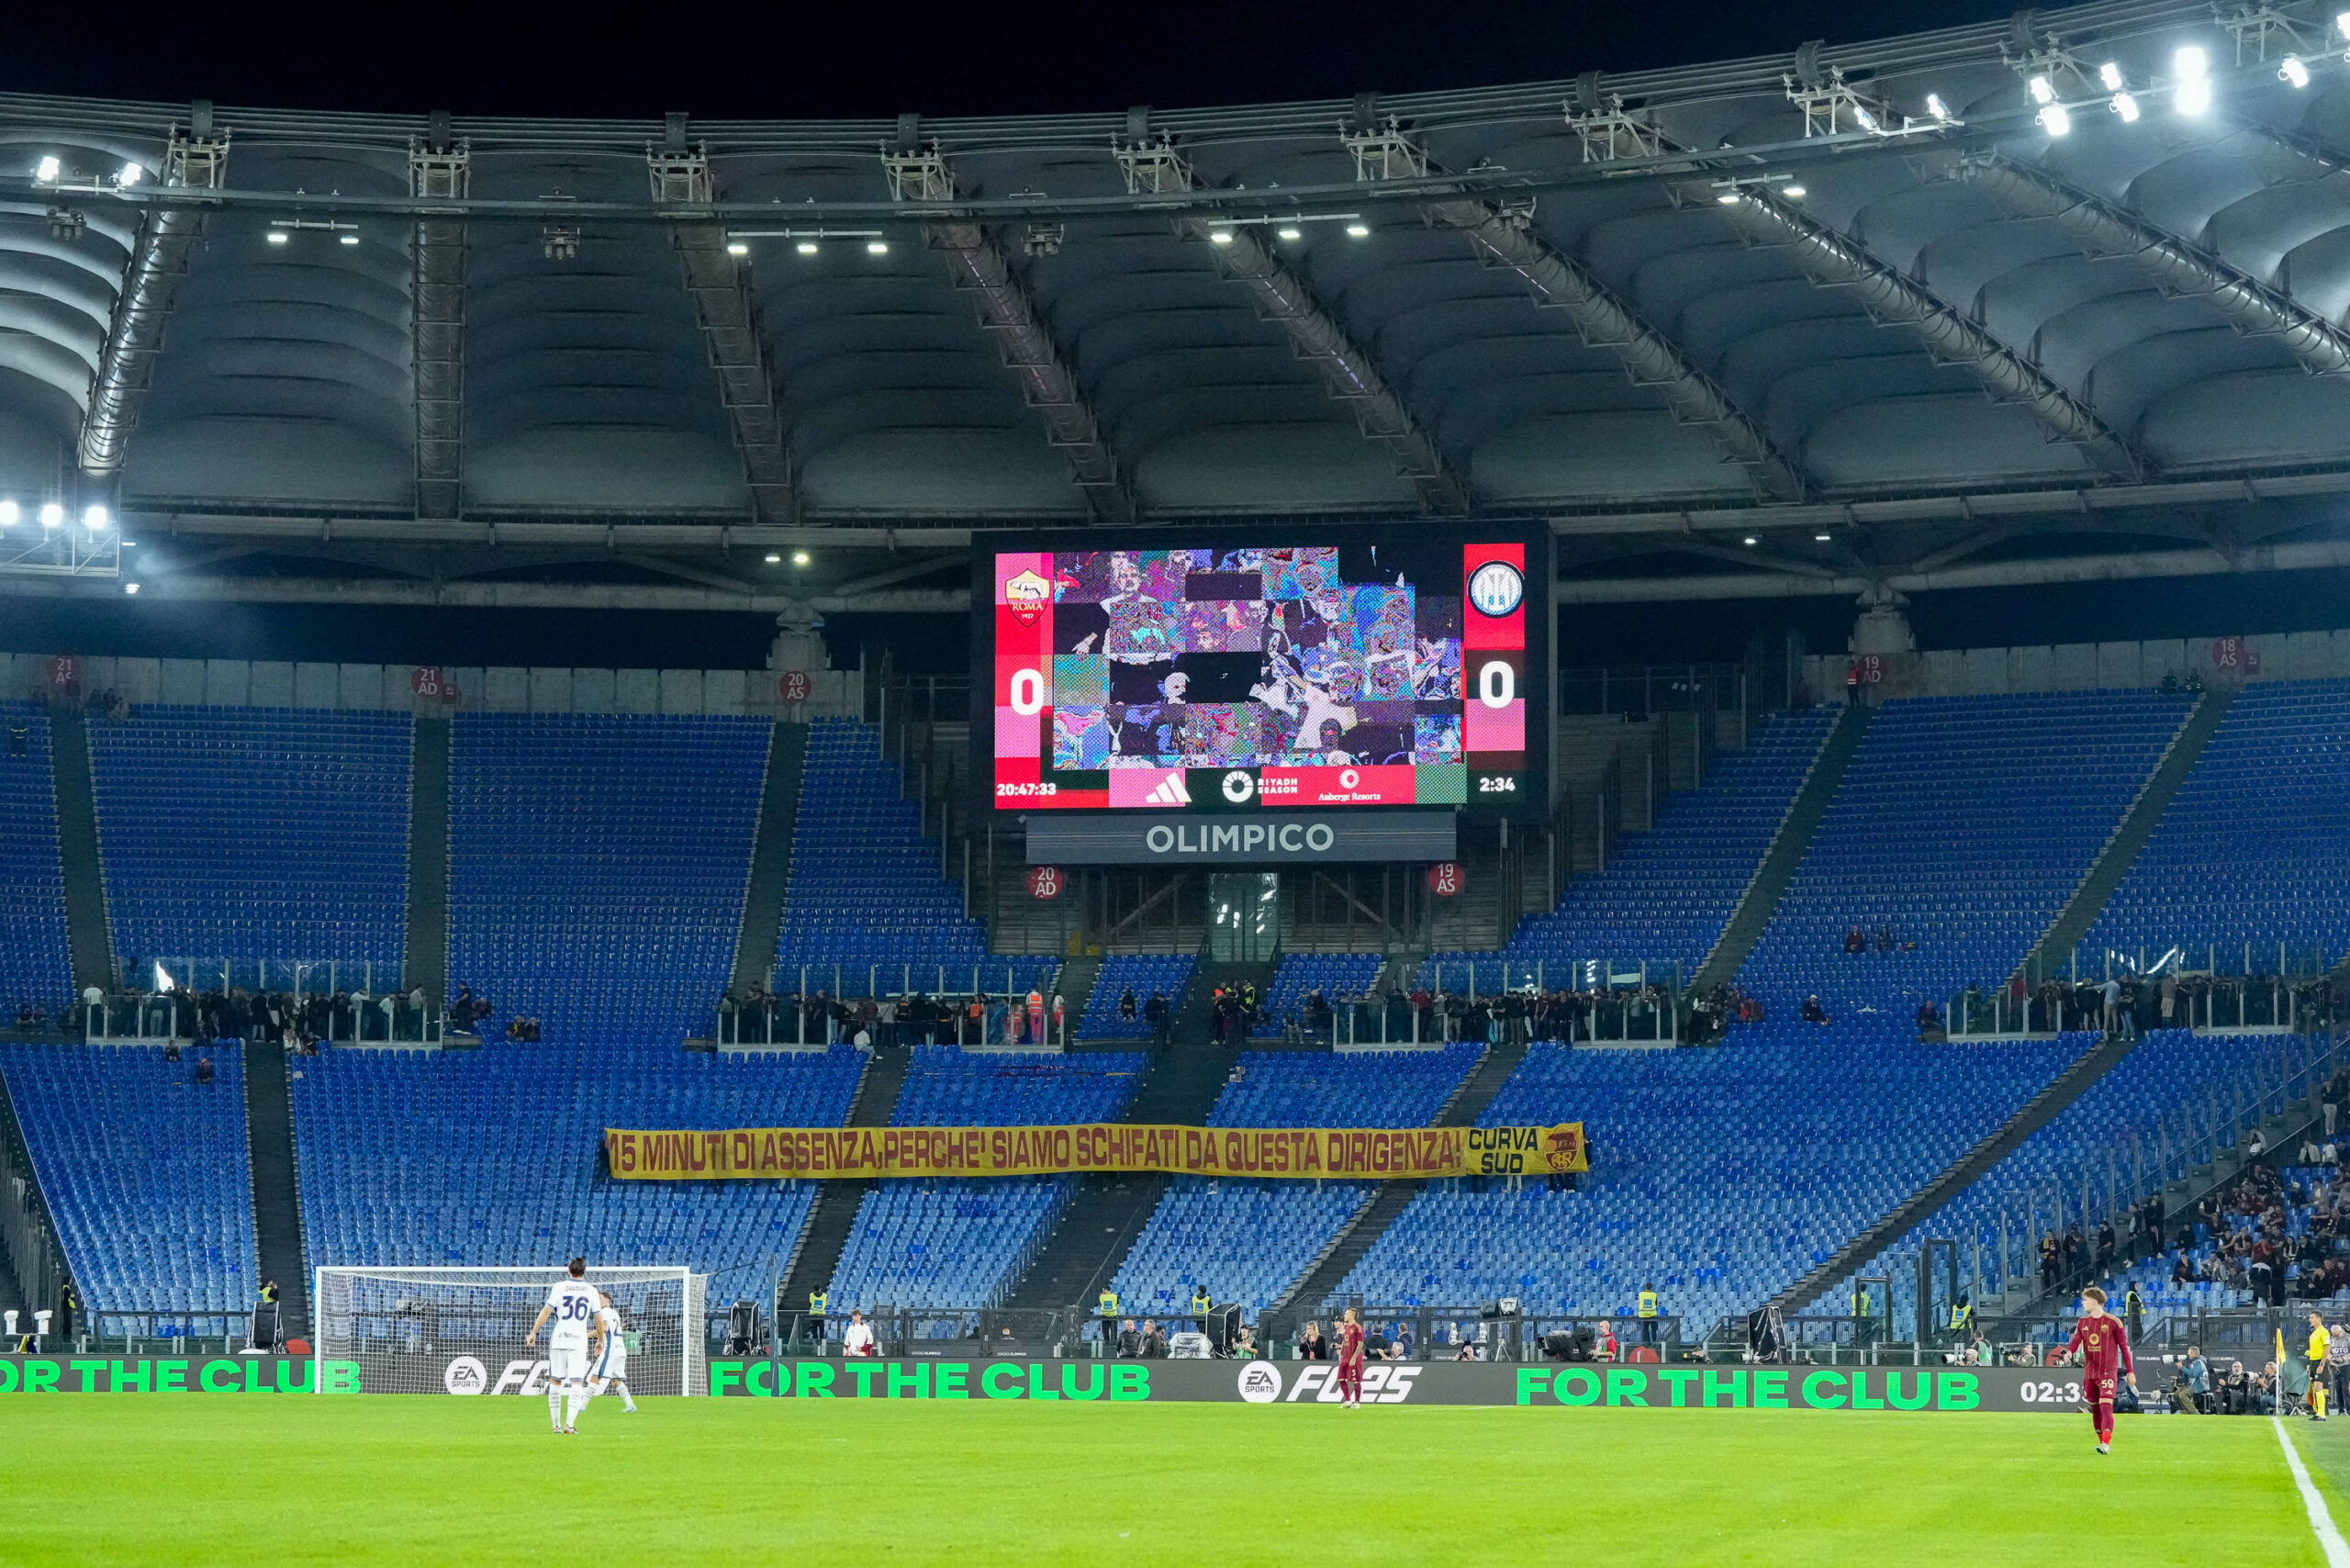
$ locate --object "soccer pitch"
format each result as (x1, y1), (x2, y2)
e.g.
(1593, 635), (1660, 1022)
(5, 1400), (2343, 1565)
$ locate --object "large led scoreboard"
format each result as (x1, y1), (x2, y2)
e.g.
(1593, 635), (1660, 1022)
(977, 527), (1548, 826)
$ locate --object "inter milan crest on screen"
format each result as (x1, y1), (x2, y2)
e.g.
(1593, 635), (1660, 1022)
(980, 527), (1545, 818)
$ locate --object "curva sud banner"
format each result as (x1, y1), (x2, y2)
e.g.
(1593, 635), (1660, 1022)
(604, 1123), (1587, 1182)
(704, 1358), (2116, 1415)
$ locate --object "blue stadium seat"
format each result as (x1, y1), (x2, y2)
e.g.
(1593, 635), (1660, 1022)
(0, 702), (71, 1014)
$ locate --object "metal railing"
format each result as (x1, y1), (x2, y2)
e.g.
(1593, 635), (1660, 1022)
(116, 957), (396, 994)
(84, 992), (442, 1047)
(719, 983), (1068, 1050)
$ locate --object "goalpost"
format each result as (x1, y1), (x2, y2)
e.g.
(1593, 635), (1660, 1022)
(313, 1266), (708, 1396)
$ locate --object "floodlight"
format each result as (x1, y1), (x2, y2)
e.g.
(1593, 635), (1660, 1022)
(1277, 226), (1303, 241)
(1782, 184), (1807, 198)
(2283, 55), (2311, 87)
(790, 550), (811, 566)
(1926, 93), (1952, 120)
(2038, 104), (2074, 137)
(1345, 222), (1371, 238)
(1814, 532), (1832, 542)
(118, 162), (142, 185)
(83, 504), (108, 530)
(1852, 105), (1878, 130)
(765, 553), (781, 564)
(866, 241), (889, 254)
(0, 500), (15, 527)
(33, 155), (58, 182)
(266, 230), (289, 244)
(2098, 62), (2124, 91)
(39, 502), (62, 528)
(1208, 229), (1235, 245)
(123, 582), (139, 595)
(2175, 46), (2212, 116)
(338, 233), (359, 246)
(725, 241), (749, 256)
(1716, 191), (1741, 205)
(1742, 535), (1759, 546)
(796, 241), (819, 254)
(2112, 92), (2142, 122)
(2028, 74), (2056, 105)
(2338, 10), (2350, 39)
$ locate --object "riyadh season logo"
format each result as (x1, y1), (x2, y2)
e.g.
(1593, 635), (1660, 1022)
(1237, 1362), (1284, 1403)
(1221, 769), (1256, 803)
(443, 1356), (488, 1394)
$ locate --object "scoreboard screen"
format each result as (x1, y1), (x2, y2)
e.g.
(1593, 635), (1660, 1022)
(979, 527), (1546, 818)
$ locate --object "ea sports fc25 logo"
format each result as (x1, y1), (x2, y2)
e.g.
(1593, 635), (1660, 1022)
(1235, 1362), (1421, 1404)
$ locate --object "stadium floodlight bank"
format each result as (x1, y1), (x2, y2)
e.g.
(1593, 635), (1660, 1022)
(312, 1267), (706, 1395)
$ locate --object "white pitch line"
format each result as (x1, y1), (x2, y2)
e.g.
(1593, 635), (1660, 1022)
(2275, 1417), (2350, 1568)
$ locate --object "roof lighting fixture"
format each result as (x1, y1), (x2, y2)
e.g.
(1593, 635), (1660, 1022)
(0, 499), (15, 527)
(33, 155), (58, 183)
(1277, 226), (1303, 241)
(83, 504), (108, 531)
(866, 240), (889, 254)
(123, 581), (140, 595)
(796, 240), (819, 254)
(118, 162), (142, 186)
(1926, 93), (1952, 120)
(765, 553), (781, 564)
(2099, 62), (2125, 91)
(2174, 45), (2212, 116)
(1782, 184), (1807, 199)
(790, 549), (811, 566)
(1208, 228), (1236, 245)
(1742, 535), (1759, 546)
(2339, 11), (2350, 39)
(2038, 103), (2074, 137)
(338, 233), (359, 246)
(266, 230), (289, 244)
(1345, 222), (1371, 238)
(2112, 91), (2142, 122)
(2282, 55), (2312, 88)
(1852, 104), (1878, 131)
(1814, 532), (1833, 542)
(1716, 190), (1741, 205)
(725, 241), (749, 256)
(39, 502), (62, 529)
(2028, 74), (2056, 105)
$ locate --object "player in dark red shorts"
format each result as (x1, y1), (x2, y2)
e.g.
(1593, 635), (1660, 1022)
(1337, 1307), (1367, 1408)
(2060, 1285), (2136, 1454)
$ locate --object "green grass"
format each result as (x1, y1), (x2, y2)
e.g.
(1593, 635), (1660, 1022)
(2, 1400), (2341, 1565)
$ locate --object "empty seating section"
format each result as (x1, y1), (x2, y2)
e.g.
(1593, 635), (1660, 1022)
(1, 1044), (256, 1327)
(87, 706), (411, 981)
(1736, 690), (2191, 1017)
(1338, 1025), (2078, 1331)
(1820, 1029), (2278, 1325)
(1113, 1045), (1484, 1316)
(823, 1048), (1143, 1311)
(292, 1045), (864, 1305)
(450, 713), (769, 1047)
(2081, 678), (2350, 972)
(1438, 708), (1838, 985)
(1079, 956), (1194, 1039)
(1255, 954), (1383, 1037)
(0, 703), (69, 1012)
(776, 719), (1047, 991)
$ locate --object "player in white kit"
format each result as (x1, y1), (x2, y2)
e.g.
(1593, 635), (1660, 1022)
(586, 1292), (637, 1414)
(524, 1257), (599, 1434)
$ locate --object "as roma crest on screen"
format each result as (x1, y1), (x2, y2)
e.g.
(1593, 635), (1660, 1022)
(1003, 568), (1051, 626)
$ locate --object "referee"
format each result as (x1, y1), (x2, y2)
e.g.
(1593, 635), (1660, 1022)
(2309, 1312), (2332, 1421)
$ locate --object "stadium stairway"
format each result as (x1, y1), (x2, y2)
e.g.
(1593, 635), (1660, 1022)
(1689, 704), (1871, 995)
(1002, 1038), (1239, 1316)
(1770, 1029), (2133, 1318)
(243, 1042), (309, 1335)
(1175, 954), (1279, 1046)
(402, 716), (450, 1006)
(1053, 954), (1103, 1038)
(778, 1042), (911, 1324)
(1273, 1037), (1531, 1315)
(46, 709), (115, 992)
(731, 722), (805, 992)
(2010, 687), (2232, 984)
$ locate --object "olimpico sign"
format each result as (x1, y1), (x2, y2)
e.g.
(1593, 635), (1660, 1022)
(1026, 811), (1456, 866)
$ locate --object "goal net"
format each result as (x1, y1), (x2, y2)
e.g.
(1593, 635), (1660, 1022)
(313, 1266), (707, 1396)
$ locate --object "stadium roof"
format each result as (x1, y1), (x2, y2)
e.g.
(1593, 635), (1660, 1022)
(4, 0), (2350, 611)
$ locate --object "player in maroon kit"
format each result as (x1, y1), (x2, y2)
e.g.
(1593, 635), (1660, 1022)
(1337, 1307), (1367, 1408)
(2060, 1286), (2136, 1454)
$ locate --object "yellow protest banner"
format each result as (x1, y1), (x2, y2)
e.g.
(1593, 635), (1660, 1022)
(604, 1122), (1584, 1182)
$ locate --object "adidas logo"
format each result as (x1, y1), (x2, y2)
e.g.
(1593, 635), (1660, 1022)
(1146, 773), (1192, 806)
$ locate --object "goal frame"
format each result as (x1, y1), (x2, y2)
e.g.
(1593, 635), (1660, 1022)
(311, 1265), (708, 1396)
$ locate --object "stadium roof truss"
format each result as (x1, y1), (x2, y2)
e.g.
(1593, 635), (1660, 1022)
(4, 0), (2350, 608)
